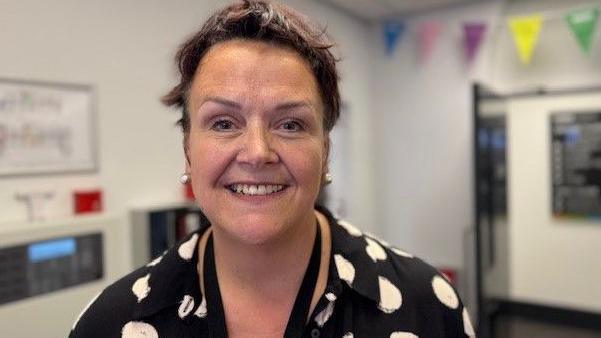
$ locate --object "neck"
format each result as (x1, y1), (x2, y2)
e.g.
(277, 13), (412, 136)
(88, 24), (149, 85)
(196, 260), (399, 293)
(212, 212), (317, 291)
(196, 210), (331, 335)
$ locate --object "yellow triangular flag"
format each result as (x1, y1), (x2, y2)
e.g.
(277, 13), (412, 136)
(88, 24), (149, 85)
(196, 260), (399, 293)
(508, 14), (543, 65)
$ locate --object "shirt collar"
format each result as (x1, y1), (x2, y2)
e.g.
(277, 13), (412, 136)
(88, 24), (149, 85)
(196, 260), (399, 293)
(317, 205), (390, 305)
(132, 205), (389, 319)
(131, 226), (206, 320)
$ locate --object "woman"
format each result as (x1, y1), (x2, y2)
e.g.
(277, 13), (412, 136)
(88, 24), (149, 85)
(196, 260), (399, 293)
(71, 1), (474, 337)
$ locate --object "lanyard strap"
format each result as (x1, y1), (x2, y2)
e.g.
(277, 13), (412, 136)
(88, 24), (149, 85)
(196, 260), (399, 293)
(284, 223), (321, 338)
(203, 222), (322, 338)
(204, 234), (227, 338)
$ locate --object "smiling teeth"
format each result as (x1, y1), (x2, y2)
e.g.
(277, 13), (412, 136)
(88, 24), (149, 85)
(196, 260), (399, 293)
(230, 184), (285, 195)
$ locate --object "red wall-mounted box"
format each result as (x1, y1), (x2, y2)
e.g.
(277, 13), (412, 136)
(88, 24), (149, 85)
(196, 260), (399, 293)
(74, 190), (103, 214)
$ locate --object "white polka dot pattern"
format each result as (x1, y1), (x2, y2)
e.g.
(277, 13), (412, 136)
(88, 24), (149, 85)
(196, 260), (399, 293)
(314, 299), (335, 327)
(73, 211), (476, 337)
(378, 238), (391, 247)
(365, 233), (390, 247)
(338, 220), (362, 237)
(431, 275), (459, 309)
(194, 296), (207, 318)
(463, 307), (475, 337)
(390, 332), (418, 338)
(178, 295), (195, 319)
(121, 321), (158, 338)
(178, 234), (199, 260)
(378, 276), (402, 313)
(365, 237), (387, 262)
(72, 291), (102, 329)
(132, 274), (151, 303)
(334, 254), (355, 285)
(146, 255), (163, 267)
(391, 247), (414, 258)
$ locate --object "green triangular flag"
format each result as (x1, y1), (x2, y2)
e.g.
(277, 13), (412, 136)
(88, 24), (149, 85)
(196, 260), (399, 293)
(565, 8), (599, 54)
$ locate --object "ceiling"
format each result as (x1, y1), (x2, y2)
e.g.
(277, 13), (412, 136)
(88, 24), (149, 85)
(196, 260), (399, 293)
(314, 0), (486, 21)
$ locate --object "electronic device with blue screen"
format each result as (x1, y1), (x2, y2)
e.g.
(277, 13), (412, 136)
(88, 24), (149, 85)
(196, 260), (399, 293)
(0, 233), (103, 306)
(0, 214), (128, 338)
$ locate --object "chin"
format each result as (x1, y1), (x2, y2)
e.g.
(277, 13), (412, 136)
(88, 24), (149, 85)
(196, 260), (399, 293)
(218, 214), (292, 246)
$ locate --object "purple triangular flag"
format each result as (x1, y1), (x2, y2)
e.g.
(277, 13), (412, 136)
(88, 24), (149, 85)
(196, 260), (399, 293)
(463, 22), (487, 64)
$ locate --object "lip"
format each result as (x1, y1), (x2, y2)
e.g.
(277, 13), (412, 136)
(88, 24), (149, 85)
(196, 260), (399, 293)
(224, 183), (289, 201)
(224, 181), (287, 186)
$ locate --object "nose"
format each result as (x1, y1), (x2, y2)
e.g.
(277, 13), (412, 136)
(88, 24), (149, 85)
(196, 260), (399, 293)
(236, 123), (279, 167)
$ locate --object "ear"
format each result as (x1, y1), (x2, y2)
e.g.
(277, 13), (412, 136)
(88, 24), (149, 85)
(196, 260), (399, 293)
(184, 135), (191, 172)
(323, 134), (330, 171)
(185, 158), (191, 173)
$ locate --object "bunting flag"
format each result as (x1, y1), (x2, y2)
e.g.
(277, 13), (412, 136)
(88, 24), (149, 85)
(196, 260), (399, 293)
(565, 8), (599, 54)
(463, 22), (487, 64)
(508, 14), (543, 65)
(418, 21), (441, 63)
(383, 20), (405, 56)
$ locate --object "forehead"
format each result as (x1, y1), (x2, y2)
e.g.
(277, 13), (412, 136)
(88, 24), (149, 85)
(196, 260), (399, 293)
(189, 39), (322, 110)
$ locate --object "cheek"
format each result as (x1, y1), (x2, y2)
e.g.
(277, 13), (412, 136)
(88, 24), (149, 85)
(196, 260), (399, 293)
(286, 142), (325, 185)
(187, 139), (230, 186)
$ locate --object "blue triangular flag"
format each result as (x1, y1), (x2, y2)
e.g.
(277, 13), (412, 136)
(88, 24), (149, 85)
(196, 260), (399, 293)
(384, 20), (405, 56)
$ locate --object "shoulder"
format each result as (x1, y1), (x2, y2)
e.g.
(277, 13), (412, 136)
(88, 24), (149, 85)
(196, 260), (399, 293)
(70, 229), (205, 338)
(320, 207), (475, 337)
(69, 264), (152, 337)
(367, 238), (476, 337)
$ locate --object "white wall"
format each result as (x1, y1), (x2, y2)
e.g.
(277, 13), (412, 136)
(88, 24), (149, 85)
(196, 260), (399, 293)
(370, 1), (502, 270)
(0, 0), (375, 262)
(508, 93), (601, 313)
(0, 0), (218, 222)
(286, 0), (376, 232)
(491, 0), (601, 91)
(369, 0), (601, 311)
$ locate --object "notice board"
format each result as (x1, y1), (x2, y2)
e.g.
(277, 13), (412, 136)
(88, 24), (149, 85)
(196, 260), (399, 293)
(551, 111), (601, 217)
(0, 79), (96, 176)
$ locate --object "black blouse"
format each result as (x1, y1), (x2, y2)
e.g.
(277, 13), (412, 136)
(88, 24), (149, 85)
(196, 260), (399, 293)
(70, 206), (475, 337)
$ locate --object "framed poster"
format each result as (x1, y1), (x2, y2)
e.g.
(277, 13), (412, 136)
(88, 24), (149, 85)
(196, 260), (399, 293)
(0, 78), (96, 176)
(551, 110), (601, 218)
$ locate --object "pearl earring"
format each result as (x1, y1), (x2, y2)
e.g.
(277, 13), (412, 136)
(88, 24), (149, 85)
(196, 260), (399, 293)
(179, 173), (190, 184)
(324, 172), (333, 185)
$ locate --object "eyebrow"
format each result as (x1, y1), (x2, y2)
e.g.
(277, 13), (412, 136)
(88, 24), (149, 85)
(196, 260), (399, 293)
(199, 96), (242, 109)
(200, 96), (316, 112)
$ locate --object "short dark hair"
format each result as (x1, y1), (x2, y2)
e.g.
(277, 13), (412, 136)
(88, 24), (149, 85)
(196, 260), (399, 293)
(162, 0), (340, 137)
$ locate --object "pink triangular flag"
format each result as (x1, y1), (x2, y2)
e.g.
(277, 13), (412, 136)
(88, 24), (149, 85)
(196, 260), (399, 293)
(418, 21), (441, 63)
(463, 22), (487, 64)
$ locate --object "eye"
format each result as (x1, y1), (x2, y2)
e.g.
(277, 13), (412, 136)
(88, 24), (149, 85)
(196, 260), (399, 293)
(280, 120), (304, 132)
(211, 119), (235, 131)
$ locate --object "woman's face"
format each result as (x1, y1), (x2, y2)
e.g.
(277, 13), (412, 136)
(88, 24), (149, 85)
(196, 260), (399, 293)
(185, 39), (328, 245)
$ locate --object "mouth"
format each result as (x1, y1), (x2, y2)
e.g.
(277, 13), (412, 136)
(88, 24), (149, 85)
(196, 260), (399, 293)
(226, 183), (288, 196)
